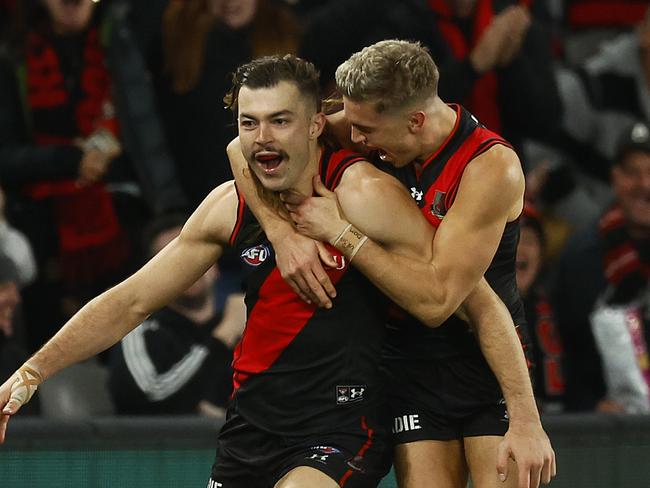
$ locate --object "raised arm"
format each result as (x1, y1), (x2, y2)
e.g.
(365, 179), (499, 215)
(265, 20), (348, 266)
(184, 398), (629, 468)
(227, 138), (336, 308)
(0, 181), (238, 442)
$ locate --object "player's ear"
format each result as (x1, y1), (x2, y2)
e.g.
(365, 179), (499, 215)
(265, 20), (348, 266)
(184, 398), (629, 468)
(309, 112), (326, 140)
(408, 111), (426, 133)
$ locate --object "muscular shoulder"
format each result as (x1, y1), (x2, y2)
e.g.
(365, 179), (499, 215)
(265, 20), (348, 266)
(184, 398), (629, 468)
(461, 144), (524, 220)
(336, 161), (406, 205)
(180, 180), (238, 247)
(465, 144), (524, 191)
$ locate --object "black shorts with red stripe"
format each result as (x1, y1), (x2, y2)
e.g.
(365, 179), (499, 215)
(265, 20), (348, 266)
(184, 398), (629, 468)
(208, 408), (392, 487)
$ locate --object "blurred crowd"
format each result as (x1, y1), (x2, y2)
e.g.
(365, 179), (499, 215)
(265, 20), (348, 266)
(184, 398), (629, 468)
(0, 0), (647, 418)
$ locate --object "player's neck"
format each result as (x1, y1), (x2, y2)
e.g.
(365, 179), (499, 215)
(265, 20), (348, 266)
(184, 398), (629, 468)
(290, 144), (324, 196)
(417, 100), (457, 161)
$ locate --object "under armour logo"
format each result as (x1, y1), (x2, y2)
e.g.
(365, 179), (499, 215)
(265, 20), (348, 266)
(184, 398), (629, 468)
(410, 187), (423, 201)
(350, 387), (365, 399)
(308, 453), (329, 462)
(336, 385), (366, 404)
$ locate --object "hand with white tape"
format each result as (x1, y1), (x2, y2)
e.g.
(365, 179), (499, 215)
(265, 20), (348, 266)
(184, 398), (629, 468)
(0, 364), (42, 443)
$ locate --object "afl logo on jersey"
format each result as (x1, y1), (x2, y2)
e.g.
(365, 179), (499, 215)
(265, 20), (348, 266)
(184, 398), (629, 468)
(430, 190), (448, 219)
(241, 244), (270, 266)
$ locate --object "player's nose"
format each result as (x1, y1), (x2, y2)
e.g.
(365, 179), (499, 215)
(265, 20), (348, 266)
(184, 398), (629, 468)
(350, 126), (366, 144)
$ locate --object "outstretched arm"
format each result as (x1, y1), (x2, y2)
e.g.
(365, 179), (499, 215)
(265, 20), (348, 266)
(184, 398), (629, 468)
(0, 181), (238, 442)
(227, 138), (336, 308)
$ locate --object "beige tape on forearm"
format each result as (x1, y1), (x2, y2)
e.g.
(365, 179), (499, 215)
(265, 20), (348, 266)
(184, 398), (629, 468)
(9, 364), (43, 406)
(330, 223), (352, 246)
(332, 225), (368, 261)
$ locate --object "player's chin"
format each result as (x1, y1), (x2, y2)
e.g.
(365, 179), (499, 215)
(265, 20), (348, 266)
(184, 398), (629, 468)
(389, 157), (411, 168)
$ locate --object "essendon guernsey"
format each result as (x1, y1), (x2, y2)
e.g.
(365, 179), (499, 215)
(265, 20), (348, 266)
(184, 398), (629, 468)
(384, 104), (527, 360)
(229, 147), (387, 437)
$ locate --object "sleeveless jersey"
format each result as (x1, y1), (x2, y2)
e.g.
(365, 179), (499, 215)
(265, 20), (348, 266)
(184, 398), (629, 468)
(383, 104), (527, 360)
(229, 146), (387, 437)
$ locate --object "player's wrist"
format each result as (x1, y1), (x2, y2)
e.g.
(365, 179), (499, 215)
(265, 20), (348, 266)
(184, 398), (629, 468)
(4, 363), (43, 412)
(265, 218), (296, 244)
(331, 224), (368, 261)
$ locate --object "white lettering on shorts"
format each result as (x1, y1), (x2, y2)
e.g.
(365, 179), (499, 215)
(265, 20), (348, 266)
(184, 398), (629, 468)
(392, 414), (422, 434)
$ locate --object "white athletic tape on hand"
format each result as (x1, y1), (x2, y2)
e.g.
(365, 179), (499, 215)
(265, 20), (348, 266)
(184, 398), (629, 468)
(9, 365), (42, 407)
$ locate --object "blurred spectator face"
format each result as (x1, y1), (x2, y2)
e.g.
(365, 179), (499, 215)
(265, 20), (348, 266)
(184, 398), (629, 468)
(151, 226), (218, 302)
(42, 0), (95, 35)
(0, 281), (20, 338)
(516, 226), (543, 297)
(612, 150), (650, 235)
(219, 0), (257, 30)
(446, 0), (478, 18)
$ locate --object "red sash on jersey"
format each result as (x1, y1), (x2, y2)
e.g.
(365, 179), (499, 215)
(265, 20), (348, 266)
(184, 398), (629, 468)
(419, 106), (511, 228)
(229, 146), (367, 391)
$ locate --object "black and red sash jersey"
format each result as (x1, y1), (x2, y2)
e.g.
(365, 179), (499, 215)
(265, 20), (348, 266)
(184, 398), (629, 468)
(382, 104), (527, 360)
(229, 146), (387, 437)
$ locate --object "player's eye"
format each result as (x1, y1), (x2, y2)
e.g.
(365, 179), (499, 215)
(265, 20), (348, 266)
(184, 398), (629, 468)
(240, 119), (256, 129)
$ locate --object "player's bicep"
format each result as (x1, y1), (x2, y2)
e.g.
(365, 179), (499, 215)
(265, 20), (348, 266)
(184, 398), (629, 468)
(336, 163), (433, 260)
(433, 147), (523, 287)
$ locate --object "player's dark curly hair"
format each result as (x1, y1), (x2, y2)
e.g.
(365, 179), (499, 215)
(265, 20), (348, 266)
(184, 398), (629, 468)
(224, 54), (321, 114)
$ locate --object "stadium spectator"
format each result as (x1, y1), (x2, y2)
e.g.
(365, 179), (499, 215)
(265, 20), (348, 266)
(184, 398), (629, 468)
(0, 0), (186, 350)
(0, 186), (36, 288)
(423, 0), (562, 148)
(0, 255), (37, 416)
(144, 0), (301, 207)
(517, 204), (566, 413)
(555, 121), (650, 412)
(109, 213), (244, 416)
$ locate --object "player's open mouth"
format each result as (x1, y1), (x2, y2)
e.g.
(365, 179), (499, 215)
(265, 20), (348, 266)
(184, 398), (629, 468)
(255, 151), (284, 174)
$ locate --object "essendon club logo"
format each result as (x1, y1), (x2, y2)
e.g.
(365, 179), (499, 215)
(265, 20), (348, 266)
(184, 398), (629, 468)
(241, 244), (270, 266)
(430, 190), (447, 219)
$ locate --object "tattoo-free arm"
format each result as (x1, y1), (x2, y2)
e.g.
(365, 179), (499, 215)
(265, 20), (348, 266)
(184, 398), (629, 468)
(336, 145), (523, 326)
(462, 282), (556, 488)
(0, 182), (237, 441)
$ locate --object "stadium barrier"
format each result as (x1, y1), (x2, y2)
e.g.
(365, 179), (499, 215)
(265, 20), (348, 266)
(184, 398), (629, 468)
(1, 414), (649, 487)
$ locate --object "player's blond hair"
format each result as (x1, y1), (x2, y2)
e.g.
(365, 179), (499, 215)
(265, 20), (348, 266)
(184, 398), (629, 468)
(335, 40), (439, 114)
